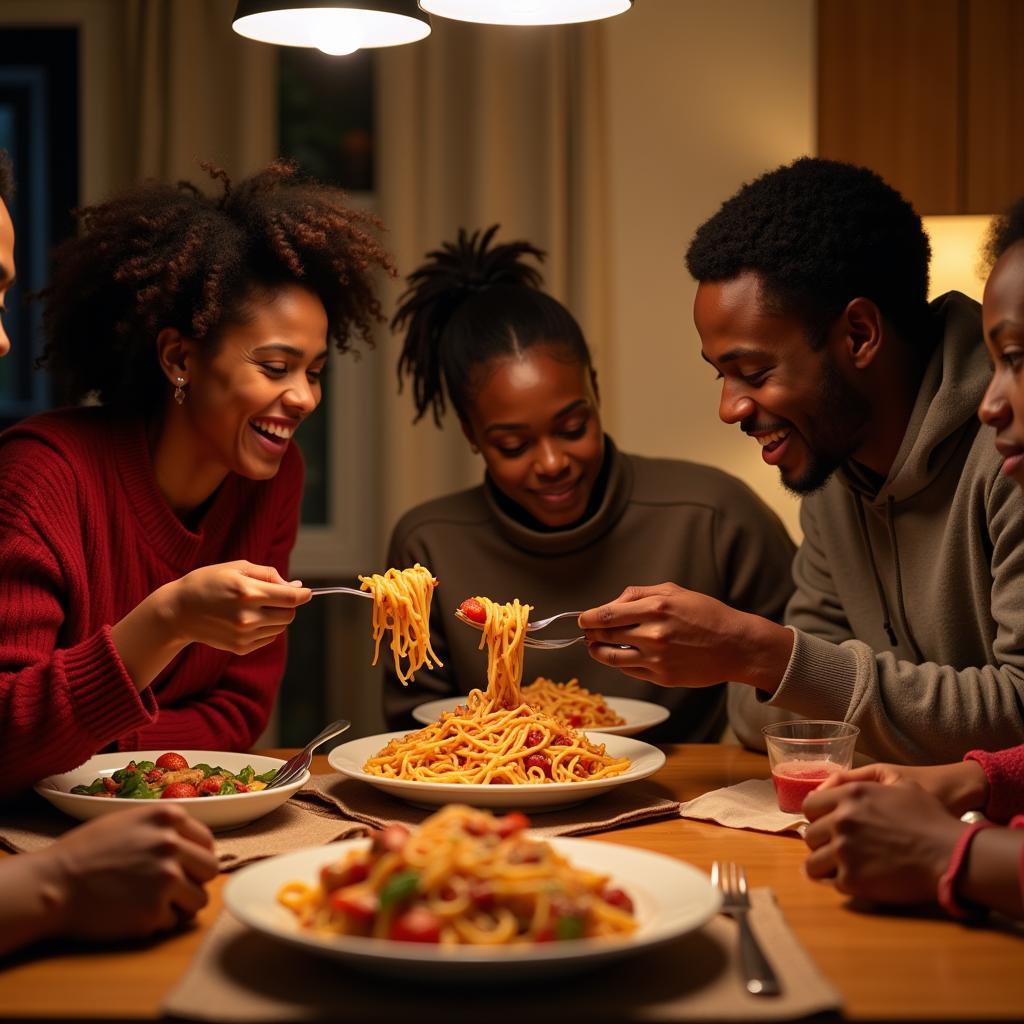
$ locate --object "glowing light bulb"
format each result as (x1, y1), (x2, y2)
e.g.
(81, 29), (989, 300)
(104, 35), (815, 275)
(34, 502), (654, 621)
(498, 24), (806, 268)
(309, 12), (362, 56)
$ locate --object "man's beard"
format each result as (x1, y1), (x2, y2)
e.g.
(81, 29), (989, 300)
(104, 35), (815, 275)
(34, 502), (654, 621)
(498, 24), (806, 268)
(782, 357), (870, 496)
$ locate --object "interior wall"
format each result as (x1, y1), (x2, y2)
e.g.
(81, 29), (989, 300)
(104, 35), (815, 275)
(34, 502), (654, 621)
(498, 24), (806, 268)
(602, 0), (815, 541)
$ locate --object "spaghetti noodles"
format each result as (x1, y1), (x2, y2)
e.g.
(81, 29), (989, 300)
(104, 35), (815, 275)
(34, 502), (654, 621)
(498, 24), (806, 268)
(470, 595), (531, 707)
(278, 804), (637, 945)
(358, 564), (442, 685)
(521, 677), (626, 729)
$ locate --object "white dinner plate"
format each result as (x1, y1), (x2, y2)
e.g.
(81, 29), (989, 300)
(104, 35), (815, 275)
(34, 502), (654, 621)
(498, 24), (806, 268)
(411, 695), (671, 736)
(224, 836), (720, 980)
(34, 750), (309, 832)
(328, 732), (666, 811)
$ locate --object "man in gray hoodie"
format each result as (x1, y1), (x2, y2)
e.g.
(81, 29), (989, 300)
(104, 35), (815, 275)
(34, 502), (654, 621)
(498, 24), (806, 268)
(580, 157), (1024, 764)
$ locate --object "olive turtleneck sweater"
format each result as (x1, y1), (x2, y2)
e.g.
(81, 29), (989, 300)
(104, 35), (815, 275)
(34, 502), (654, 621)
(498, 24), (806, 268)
(383, 437), (795, 741)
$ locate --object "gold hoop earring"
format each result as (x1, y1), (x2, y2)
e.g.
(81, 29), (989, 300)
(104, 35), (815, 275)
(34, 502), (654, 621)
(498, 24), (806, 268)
(173, 375), (186, 405)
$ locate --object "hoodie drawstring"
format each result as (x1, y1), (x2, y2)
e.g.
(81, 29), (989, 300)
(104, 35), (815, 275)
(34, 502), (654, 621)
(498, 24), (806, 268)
(853, 494), (898, 647)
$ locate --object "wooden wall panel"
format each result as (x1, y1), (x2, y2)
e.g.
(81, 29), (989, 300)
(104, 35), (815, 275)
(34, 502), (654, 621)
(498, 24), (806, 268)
(817, 0), (961, 214)
(964, 0), (1024, 214)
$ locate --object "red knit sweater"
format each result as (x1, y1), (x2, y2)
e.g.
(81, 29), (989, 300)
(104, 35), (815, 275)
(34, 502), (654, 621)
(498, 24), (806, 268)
(0, 408), (303, 797)
(965, 744), (1024, 820)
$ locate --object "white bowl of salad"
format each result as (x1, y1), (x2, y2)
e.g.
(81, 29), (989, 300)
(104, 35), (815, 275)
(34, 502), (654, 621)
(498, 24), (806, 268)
(34, 750), (309, 831)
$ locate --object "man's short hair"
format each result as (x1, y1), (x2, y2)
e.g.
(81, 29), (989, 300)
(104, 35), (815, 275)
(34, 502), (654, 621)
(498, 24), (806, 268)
(685, 157), (932, 350)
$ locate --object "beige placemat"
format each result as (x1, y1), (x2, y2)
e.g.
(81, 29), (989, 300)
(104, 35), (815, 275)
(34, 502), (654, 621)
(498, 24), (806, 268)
(162, 888), (840, 1023)
(0, 794), (368, 872)
(295, 772), (681, 837)
(678, 780), (807, 836)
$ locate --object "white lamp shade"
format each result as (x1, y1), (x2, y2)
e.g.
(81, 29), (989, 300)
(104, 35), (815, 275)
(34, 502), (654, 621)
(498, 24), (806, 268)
(232, 2), (431, 51)
(418, 0), (632, 26)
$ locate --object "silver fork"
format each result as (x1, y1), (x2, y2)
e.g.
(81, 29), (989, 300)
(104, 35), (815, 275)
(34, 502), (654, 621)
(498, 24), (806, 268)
(265, 718), (352, 790)
(309, 586), (372, 599)
(453, 609), (586, 649)
(711, 861), (781, 997)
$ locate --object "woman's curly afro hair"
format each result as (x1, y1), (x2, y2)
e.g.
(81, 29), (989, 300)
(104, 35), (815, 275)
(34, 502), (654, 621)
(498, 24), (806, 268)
(41, 160), (396, 412)
(686, 157), (933, 352)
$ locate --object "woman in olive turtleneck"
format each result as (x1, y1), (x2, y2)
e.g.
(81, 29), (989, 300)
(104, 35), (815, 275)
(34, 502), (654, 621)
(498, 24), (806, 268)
(382, 226), (795, 741)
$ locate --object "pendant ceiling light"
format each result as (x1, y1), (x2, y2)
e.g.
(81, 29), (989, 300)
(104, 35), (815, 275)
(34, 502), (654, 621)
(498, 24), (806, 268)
(418, 0), (632, 26)
(232, 1), (430, 56)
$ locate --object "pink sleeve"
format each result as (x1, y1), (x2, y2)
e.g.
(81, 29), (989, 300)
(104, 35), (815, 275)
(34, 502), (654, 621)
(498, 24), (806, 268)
(964, 746), (1024, 822)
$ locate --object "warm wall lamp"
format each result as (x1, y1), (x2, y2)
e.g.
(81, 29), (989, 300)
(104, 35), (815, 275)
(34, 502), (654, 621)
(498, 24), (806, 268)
(420, 0), (633, 25)
(232, 1), (431, 56)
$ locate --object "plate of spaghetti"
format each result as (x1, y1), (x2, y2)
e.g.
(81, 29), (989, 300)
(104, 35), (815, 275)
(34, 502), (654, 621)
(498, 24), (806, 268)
(412, 680), (672, 737)
(223, 805), (720, 979)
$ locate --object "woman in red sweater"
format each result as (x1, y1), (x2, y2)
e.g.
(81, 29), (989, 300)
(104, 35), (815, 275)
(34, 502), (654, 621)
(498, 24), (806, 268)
(0, 160), (394, 796)
(802, 197), (1024, 921)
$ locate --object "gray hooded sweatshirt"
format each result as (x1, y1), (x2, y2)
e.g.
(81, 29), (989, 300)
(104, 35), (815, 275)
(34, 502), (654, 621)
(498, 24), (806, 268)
(729, 292), (1024, 763)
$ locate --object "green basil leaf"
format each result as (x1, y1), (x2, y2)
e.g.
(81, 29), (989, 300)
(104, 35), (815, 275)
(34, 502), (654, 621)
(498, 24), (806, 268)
(379, 871), (420, 910)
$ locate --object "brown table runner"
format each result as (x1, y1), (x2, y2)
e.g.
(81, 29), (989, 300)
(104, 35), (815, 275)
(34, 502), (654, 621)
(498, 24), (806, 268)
(294, 771), (681, 837)
(162, 888), (841, 1023)
(0, 774), (679, 871)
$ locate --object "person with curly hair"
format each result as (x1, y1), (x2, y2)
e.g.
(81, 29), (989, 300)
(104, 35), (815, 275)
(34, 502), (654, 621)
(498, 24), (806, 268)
(799, 199), (1024, 922)
(0, 150), (220, 956)
(580, 157), (1024, 764)
(0, 160), (395, 796)
(383, 226), (795, 739)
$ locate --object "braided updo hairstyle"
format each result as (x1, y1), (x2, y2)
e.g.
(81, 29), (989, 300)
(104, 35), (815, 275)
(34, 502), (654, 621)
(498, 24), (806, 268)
(393, 225), (594, 425)
(40, 160), (396, 412)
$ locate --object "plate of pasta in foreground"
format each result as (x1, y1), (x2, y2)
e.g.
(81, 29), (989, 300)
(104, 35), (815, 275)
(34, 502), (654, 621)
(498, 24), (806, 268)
(223, 805), (721, 980)
(412, 679), (672, 737)
(328, 724), (665, 811)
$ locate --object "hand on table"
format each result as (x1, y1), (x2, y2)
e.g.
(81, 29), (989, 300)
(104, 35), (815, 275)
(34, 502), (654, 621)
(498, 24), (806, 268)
(802, 780), (965, 904)
(810, 760), (990, 818)
(578, 582), (792, 691)
(1, 804), (219, 955)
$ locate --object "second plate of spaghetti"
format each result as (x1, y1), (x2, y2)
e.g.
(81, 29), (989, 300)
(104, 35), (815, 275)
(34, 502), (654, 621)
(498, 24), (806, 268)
(412, 693), (672, 737)
(328, 731), (665, 811)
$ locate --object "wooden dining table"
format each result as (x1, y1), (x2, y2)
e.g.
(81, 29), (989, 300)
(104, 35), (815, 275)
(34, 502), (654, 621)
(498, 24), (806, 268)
(0, 743), (1021, 1021)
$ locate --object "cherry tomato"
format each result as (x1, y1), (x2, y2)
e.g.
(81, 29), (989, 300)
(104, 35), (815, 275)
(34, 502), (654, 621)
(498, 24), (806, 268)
(495, 811), (530, 838)
(525, 753), (552, 778)
(568, 714), (583, 728)
(469, 882), (495, 910)
(156, 752), (189, 771)
(602, 888), (634, 913)
(535, 926), (556, 942)
(525, 729), (544, 748)
(102, 777), (121, 794)
(321, 860), (370, 892)
(371, 824), (411, 855)
(553, 735), (571, 746)
(161, 782), (199, 799)
(389, 907), (442, 943)
(458, 598), (487, 623)
(329, 889), (378, 923)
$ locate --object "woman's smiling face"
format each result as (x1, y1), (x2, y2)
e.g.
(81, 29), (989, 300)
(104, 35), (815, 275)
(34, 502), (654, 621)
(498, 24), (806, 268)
(179, 283), (328, 482)
(979, 240), (1024, 490)
(461, 345), (604, 528)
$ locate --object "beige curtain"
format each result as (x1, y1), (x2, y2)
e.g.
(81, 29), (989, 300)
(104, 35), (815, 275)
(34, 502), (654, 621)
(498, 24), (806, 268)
(114, 0), (278, 186)
(373, 18), (612, 549)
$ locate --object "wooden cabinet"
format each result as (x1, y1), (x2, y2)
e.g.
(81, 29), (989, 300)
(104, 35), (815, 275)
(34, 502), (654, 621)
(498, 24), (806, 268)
(817, 0), (1024, 215)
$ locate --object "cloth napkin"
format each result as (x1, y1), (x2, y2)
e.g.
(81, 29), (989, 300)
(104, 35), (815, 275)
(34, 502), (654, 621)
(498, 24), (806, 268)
(0, 794), (367, 872)
(294, 771), (681, 837)
(678, 779), (807, 836)
(162, 888), (841, 1023)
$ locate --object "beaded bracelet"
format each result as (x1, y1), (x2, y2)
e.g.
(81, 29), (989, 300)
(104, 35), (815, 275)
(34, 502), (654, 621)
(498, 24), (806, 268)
(937, 820), (994, 920)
